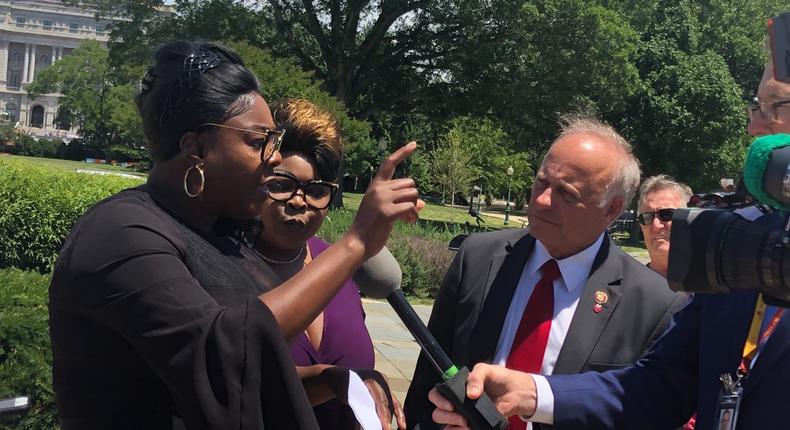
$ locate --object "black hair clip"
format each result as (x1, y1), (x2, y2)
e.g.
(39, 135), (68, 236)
(177, 49), (222, 92)
(140, 67), (156, 93)
(158, 47), (223, 126)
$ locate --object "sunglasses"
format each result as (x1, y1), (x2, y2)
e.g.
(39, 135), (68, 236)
(263, 172), (338, 210)
(199, 123), (285, 162)
(637, 208), (675, 225)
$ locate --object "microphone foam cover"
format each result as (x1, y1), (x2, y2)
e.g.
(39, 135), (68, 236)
(353, 246), (403, 299)
(744, 133), (790, 209)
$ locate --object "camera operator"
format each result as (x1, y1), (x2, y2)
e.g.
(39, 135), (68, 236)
(427, 14), (790, 430)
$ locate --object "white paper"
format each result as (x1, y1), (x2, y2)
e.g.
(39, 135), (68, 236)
(347, 370), (384, 430)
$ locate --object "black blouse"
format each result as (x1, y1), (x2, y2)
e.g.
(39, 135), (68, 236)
(49, 187), (319, 430)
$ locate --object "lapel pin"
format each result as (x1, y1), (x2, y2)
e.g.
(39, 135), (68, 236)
(593, 291), (607, 313)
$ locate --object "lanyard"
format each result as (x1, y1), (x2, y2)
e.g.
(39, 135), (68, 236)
(739, 294), (785, 375)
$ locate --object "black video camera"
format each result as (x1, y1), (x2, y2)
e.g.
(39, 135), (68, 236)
(667, 135), (790, 306)
(666, 13), (790, 307)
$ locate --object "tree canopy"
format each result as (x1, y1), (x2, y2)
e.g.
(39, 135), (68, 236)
(55, 0), (790, 196)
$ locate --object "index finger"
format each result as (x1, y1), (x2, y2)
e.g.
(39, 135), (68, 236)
(374, 141), (417, 182)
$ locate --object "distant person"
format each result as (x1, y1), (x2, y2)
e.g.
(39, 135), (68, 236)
(636, 175), (692, 278)
(404, 116), (686, 429)
(250, 99), (405, 429)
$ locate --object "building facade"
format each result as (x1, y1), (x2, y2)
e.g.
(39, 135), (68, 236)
(0, 0), (110, 138)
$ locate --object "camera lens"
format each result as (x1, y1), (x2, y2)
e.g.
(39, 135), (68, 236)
(667, 208), (790, 301)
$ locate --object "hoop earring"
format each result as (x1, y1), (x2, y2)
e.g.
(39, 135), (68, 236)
(183, 164), (205, 198)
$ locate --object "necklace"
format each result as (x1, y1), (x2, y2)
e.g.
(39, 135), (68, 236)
(253, 243), (305, 265)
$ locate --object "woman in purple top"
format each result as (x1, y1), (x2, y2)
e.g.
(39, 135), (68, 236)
(252, 99), (405, 429)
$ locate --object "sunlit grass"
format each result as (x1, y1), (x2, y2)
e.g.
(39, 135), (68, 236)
(342, 192), (508, 227)
(7, 155), (146, 177)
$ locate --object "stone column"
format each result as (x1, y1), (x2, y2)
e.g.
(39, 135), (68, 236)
(0, 40), (8, 82)
(29, 44), (37, 82)
(21, 43), (29, 83)
(50, 46), (56, 65)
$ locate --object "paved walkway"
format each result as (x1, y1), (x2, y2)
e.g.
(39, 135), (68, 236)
(479, 210), (529, 227)
(362, 298), (432, 402)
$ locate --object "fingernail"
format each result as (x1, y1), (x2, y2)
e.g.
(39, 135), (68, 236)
(468, 385), (481, 396)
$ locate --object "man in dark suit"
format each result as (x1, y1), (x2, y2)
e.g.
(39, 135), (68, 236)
(404, 117), (686, 429)
(426, 60), (790, 430)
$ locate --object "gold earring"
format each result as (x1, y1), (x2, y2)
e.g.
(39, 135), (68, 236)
(183, 164), (205, 198)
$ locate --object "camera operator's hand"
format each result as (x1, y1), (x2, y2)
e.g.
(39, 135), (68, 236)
(428, 363), (538, 429)
(347, 141), (425, 259)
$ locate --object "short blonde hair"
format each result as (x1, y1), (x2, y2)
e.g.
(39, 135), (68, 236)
(556, 115), (641, 207)
(273, 99), (342, 182)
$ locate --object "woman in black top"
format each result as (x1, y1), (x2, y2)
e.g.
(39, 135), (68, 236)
(48, 41), (422, 430)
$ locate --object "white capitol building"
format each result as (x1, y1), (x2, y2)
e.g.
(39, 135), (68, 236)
(0, 0), (111, 138)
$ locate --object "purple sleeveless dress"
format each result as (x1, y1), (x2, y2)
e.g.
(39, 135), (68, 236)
(290, 236), (376, 429)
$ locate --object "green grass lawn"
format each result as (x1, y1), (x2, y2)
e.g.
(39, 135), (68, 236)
(6, 155), (147, 178)
(342, 192), (508, 227)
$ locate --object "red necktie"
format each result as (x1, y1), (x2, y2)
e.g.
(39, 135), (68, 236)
(505, 259), (560, 430)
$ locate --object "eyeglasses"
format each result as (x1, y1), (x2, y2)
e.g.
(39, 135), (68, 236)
(746, 98), (790, 124)
(199, 123), (285, 162)
(263, 172), (338, 210)
(637, 208), (675, 225)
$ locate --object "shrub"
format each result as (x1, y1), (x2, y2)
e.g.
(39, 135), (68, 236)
(318, 208), (455, 298)
(0, 269), (56, 430)
(8, 137), (61, 159)
(0, 158), (142, 272)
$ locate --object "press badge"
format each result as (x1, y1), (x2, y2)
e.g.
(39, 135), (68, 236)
(715, 373), (742, 430)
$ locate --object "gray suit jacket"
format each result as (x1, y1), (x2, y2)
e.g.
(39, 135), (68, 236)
(403, 228), (687, 429)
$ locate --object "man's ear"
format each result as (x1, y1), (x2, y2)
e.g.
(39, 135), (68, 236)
(605, 195), (625, 223)
(179, 131), (204, 163)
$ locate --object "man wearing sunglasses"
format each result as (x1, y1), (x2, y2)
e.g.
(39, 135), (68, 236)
(636, 175), (693, 278)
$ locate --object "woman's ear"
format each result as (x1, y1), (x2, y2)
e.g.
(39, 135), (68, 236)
(179, 131), (204, 163)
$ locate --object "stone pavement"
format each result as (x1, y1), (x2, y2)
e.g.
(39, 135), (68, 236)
(362, 298), (432, 403)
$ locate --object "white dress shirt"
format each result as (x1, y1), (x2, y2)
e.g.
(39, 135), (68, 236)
(492, 233), (605, 426)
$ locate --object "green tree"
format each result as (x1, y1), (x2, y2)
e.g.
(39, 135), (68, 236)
(604, 0), (762, 191)
(617, 46), (748, 191)
(444, 0), (640, 157)
(225, 40), (377, 185)
(431, 123), (477, 222)
(26, 40), (144, 156)
(265, 0), (467, 118)
(490, 152), (533, 211)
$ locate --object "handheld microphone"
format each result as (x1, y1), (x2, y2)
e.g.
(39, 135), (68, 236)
(352, 247), (458, 380)
(743, 133), (790, 210)
(354, 248), (508, 430)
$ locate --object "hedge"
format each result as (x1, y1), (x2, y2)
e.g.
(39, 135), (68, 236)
(0, 157), (142, 272)
(0, 269), (56, 430)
